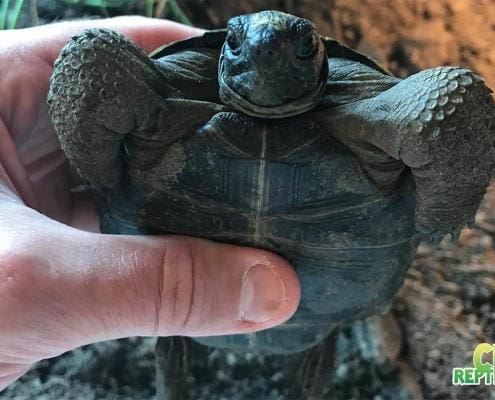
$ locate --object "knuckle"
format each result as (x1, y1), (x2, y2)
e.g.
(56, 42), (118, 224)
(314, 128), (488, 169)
(155, 238), (206, 335)
(0, 251), (45, 301)
(0, 251), (49, 340)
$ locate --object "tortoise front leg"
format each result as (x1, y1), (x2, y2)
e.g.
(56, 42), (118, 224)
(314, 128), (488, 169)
(316, 67), (495, 242)
(48, 29), (187, 190)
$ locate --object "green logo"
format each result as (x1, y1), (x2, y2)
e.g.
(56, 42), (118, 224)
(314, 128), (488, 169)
(452, 343), (494, 385)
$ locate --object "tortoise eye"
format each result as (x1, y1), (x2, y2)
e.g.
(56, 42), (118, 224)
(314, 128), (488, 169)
(296, 32), (317, 60)
(226, 33), (241, 54)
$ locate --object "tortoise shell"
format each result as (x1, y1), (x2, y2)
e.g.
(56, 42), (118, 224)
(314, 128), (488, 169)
(84, 29), (418, 353)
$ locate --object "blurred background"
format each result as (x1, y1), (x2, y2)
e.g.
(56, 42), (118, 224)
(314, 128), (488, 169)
(2, 1), (495, 399)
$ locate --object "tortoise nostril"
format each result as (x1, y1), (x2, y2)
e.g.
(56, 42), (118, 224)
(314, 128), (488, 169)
(248, 28), (283, 62)
(250, 41), (280, 62)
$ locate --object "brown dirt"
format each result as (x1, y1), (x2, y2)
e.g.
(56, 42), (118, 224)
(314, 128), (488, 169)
(181, 0), (495, 86)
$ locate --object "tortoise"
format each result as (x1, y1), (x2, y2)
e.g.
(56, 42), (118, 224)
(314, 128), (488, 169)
(47, 10), (495, 399)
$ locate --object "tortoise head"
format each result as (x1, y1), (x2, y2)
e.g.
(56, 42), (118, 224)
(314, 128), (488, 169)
(219, 10), (328, 118)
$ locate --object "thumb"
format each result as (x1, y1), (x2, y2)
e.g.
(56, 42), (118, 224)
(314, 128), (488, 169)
(92, 234), (300, 338)
(0, 205), (300, 360)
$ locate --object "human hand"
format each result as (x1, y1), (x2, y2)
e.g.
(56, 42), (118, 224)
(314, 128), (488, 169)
(0, 17), (300, 391)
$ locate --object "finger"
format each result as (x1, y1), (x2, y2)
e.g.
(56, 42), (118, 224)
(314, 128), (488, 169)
(0, 362), (29, 377)
(0, 366), (30, 392)
(0, 204), (300, 360)
(2, 16), (203, 64)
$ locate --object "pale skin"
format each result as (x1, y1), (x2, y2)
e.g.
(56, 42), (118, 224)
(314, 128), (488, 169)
(0, 17), (301, 391)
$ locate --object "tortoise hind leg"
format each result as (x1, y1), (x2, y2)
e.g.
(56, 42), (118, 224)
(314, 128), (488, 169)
(288, 329), (339, 399)
(48, 28), (172, 191)
(155, 336), (195, 400)
(153, 330), (340, 399)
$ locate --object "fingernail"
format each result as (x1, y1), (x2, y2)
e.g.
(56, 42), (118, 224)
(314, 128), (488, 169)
(239, 264), (285, 323)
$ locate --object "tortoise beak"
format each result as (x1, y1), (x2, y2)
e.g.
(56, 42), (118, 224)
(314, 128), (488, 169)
(218, 52), (329, 119)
